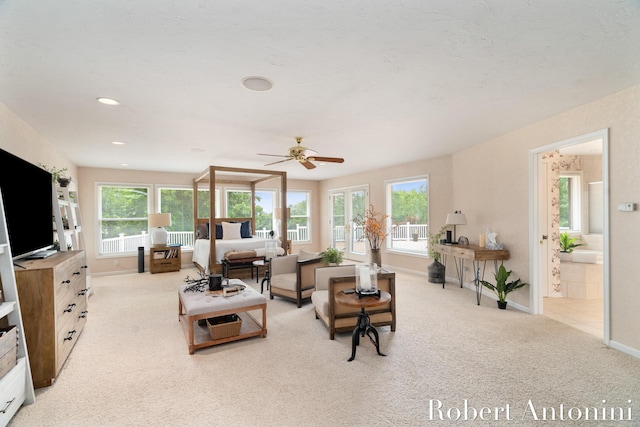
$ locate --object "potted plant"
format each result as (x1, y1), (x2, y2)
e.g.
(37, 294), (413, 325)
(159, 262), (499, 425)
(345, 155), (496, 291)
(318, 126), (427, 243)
(480, 265), (528, 309)
(352, 204), (394, 266)
(320, 247), (343, 265)
(559, 231), (582, 261)
(39, 163), (71, 187)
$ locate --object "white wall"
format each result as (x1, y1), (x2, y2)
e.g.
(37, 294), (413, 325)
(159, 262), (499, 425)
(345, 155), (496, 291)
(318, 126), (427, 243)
(452, 83), (640, 352)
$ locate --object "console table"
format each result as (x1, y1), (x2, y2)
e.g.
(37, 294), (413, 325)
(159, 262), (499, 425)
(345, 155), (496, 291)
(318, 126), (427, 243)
(433, 244), (510, 304)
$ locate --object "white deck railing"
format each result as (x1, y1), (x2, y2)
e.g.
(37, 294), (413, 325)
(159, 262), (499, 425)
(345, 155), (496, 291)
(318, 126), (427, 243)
(100, 223), (429, 255)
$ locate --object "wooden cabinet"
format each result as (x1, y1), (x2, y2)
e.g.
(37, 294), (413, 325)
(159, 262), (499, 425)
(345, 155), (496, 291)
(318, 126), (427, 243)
(15, 250), (88, 388)
(149, 245), (181, 274)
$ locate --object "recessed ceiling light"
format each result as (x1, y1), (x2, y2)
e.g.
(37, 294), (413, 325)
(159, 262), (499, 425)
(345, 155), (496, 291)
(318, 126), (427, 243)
(241, 77), (273, 92)
(112, 141), (125, 145)
(120, 163), (128, 167)
(97, 97), (120, 105)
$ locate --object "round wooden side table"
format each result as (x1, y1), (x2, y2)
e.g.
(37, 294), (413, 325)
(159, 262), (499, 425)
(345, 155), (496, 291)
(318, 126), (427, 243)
(335, 290), (391, 361)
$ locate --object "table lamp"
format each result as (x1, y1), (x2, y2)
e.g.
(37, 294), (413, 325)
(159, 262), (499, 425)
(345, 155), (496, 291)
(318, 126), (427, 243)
(445, 211), (467, 244)
(148, 213), (171, 246)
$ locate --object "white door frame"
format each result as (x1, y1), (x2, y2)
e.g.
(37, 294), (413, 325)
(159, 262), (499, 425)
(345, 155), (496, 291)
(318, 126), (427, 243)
(528, 128), (610, 344)
(329, 185), (369, 262)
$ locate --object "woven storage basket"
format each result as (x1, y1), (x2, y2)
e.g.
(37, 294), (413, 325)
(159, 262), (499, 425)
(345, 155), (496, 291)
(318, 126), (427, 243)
(0, 325), (17, 379)
(207, 314), (242, 340)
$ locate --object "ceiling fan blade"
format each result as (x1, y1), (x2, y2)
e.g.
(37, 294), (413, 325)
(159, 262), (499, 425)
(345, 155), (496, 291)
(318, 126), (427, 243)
(258, 153), (290, 158)
(265, 158), (293, 166)
(307, 156), (344, 163)
(300, 160), (316, 169)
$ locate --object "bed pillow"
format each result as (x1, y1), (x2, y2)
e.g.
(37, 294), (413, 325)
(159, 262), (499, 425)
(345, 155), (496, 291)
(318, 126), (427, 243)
(196, 223), (209, 239)
(221, 221), (242, 240)
(215, 223), (223, 239)
(240, 220), (252, 238)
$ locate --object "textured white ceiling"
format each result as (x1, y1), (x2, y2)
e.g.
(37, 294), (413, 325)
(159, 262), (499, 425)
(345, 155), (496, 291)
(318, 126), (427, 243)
(1, 1), (639, 179)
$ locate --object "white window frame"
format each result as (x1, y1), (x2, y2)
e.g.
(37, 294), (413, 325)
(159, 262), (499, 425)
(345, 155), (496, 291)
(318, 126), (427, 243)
(559, 173), (582, 232)
(385, 175), (429, 257)
(287, 190), (311, 243)
(96, 182), (152, 257)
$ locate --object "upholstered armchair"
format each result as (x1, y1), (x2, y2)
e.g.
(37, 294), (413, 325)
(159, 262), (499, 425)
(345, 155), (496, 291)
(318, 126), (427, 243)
(269, 250), (324, 308)
(312, 265), (396, 339)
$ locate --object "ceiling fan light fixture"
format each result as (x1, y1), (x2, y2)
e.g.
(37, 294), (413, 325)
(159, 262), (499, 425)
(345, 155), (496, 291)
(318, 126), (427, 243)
(97, 97), (120, 106)
(242, 76), (273, 92)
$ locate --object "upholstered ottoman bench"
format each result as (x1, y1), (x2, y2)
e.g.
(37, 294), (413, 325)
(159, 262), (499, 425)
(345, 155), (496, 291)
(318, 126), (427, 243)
(222, 250), (264, 279)
(178, 279), (267, 354)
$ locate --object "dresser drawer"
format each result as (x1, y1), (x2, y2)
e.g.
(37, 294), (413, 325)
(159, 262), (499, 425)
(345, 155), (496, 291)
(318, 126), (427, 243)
(55, 284), (87, 328)
(54, 255), (87, 301)
(55, 301), (87, 374)
(0, 357), (27, 426)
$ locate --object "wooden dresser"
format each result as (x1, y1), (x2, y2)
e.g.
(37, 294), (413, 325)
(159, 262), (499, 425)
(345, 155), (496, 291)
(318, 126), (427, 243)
(15, 250), (88, 388)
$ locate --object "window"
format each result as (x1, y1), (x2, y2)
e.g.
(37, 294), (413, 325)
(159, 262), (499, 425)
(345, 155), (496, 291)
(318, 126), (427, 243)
(287, 191), (310, 242)
(226, 189), (252, 217)
(196, 189), (220, 220)
(385, 177), (428, 255)
(98, 184), (150, 255)
(158, 187), (196, 248)
(255, 190), (276, 238)
(225, 188), (276, 238)
(559, 174), (581, 231)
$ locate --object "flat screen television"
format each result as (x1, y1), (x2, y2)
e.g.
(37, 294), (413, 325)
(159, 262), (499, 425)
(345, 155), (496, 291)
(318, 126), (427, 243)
(0, 148), (54, 260)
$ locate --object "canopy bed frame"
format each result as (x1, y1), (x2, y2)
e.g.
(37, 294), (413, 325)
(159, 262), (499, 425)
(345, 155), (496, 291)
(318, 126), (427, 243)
(192, 165), (288, 274)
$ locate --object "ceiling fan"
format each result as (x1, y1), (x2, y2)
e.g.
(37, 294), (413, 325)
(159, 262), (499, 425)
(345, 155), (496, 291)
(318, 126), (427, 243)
(258, 137), (345, 170)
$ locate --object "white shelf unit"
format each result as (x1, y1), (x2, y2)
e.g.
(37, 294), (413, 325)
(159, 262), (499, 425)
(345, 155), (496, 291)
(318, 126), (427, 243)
(0, 190), (36, 426)
(52, 185), (91, 295)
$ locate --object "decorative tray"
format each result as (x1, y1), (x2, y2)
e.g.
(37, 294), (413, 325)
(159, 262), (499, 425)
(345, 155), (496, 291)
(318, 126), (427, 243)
(205, 284), (246, 297)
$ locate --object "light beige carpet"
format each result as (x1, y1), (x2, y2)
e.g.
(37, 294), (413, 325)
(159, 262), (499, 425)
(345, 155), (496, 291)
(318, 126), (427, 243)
(10, 267), (640, 426)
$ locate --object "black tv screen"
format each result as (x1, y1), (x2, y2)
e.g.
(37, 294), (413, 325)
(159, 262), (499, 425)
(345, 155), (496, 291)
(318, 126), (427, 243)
(0, 148), (54, 260)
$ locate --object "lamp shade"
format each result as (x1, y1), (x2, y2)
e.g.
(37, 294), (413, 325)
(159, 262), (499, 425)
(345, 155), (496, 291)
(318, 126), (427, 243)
(148, 213), (171, 228)
(445, 212), (467, 226)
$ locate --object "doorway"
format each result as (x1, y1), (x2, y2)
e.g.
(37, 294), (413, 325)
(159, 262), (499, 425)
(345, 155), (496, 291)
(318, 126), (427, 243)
(530, 129), (610, 344)
(329, 186), (368, 262)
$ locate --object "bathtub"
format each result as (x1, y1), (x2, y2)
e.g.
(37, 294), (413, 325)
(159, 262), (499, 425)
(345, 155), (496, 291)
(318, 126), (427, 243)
(569, 249), (603, 264)
(560, 249), (603, 299)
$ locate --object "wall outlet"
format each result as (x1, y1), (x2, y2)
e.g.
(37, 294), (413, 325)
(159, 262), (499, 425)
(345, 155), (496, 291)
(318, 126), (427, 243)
(618, 203), (636, 212)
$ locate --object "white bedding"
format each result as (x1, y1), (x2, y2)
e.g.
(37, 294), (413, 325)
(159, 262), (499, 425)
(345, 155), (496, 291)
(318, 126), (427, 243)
(192, 237), (283, 274)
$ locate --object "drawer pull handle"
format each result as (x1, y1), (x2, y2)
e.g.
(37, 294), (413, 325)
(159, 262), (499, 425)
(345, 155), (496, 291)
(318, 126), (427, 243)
(73, 271), (81, 275)
(79, 310), (88, 319)
(64, 303), (76, 313)
(81, 265), (88, 269)
(62, 279), (71, 284)
(78, 289), (88, 296)
(64, 330), (77, 341)
(1, 397), (15, 414)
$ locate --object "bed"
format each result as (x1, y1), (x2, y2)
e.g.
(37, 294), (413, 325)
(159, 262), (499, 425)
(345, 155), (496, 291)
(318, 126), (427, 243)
(192, 165), (288, 275)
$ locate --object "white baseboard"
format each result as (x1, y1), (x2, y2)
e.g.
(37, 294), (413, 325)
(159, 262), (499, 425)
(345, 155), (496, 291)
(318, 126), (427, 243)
(609, 340), (640, 360)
